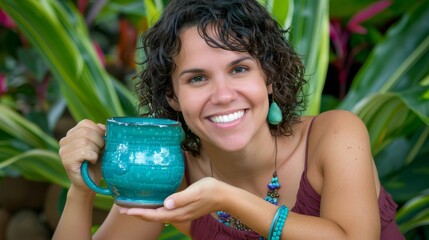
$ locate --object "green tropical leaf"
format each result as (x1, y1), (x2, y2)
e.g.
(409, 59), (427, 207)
(352, 85), (429, 154)
(0, 0), (135, 122)
(260, 0), (294, 29)
(0, 141), (21, 160)
(383, 152), (429, 203)
(376, 127), (428, 180)
(261, 0), (329, 115)
(396, 193), (429, 234)
(0, 149), (69, 188)
(0, 104), (58, 150)
(340, 1), (429, 110)
(144, 0), (164, 27)
(159, 225), (190, 240)
(289, 0), (329, 115)
(398, 85), (429, 125)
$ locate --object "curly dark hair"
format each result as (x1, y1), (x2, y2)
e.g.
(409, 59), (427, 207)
(136, 0), (307, 155)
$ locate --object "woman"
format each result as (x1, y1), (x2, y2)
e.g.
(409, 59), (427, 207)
(53, 0), (403, 239)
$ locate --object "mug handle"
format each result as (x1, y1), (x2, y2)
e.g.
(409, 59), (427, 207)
(81, 160), (113, 196)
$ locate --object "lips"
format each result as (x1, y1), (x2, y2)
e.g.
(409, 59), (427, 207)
(209, 110), (245, 124)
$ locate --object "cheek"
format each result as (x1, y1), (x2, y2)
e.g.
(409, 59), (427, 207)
(249, 82), (270, 104)
(176, 86), (208, 111)
(176, 95), (201, 121)
(181, 111), (201, 135)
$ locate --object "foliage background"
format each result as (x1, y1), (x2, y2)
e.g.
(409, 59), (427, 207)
(0, 0), (428, 239)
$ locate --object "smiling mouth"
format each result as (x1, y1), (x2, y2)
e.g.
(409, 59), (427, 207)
(209, 110), (245, 124)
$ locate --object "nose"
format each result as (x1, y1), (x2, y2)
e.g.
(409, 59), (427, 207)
(210, 75), (237, 104)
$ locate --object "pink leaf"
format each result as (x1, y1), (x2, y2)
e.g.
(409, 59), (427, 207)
(77, 0), (89, 14)
(347, 0), (391, 34)
(93, 41), (105, 66)
(0, 74), (7, 96)
(330, 20), (348, 59)
(0, 10), (16, 29)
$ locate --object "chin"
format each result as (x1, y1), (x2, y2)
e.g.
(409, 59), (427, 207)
(213, 138), (249, 152)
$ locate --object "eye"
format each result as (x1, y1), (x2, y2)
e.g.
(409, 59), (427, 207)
(188, 75), (206, 84)
(231, 66), (248, 75)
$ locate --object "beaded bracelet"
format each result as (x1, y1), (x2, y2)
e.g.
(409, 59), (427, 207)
(268, 205), (289, 240)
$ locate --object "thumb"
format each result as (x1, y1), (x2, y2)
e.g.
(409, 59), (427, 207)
(164, 178), (213, 210)
(163, 190), (193, 210)
(164, 198), (176, 209)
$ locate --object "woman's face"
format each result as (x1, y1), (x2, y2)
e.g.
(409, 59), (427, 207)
(169, 26), (271, 152)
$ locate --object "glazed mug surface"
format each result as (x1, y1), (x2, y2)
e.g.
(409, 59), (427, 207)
(81, 117), (184, 208)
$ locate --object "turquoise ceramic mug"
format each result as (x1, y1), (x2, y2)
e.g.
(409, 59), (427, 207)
(81, 117), (184, 208)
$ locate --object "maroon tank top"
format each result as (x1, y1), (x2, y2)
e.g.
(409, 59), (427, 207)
(186, 117), (404, 239)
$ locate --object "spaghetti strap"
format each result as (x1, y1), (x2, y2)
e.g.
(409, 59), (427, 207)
(304, 116), (318, 172)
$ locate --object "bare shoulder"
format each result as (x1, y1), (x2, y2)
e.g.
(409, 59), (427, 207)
(306, 112), (380, 236)
(307, 109), (373, 173)
(314, 109), (367, 132)
(310, 110), (369, 146)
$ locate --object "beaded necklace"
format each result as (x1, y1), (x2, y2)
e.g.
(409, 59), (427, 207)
(215, 138), (281, 231)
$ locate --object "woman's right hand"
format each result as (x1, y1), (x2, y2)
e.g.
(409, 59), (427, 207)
(59, 119), (106, 194)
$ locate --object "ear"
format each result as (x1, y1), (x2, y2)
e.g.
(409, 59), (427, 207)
(267, 83), (273, 94)
(166, 96), (181, 111)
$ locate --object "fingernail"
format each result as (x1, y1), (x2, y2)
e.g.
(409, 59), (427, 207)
(164, 199), (175, 209)
(118, 207), (127, 214)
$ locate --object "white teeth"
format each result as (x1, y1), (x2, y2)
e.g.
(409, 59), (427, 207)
(210, 110), (244, 124)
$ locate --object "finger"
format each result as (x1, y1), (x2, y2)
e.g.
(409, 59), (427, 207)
(65, 119), (95, 135)
(123, 200), (208, 223)
(97, 123), (106, 131)
(164, 198), (176, 209)
(64, 119), (105, 138)
(59, 137), (102, 164)
(60, 127), (105, 151)
(61, 146), (102, 186)
(164, 185), (205, 210)
(163, 178), (216, 210)
(61, 148), (99, 167)
(118, 207), (129, 214)
(123, 207), (169, 222)
(125, 207), (191, 224)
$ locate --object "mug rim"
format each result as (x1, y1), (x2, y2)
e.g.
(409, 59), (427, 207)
(107, 117), (181, 127)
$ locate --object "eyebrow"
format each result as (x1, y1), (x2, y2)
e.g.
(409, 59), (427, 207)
(178, 56), (253, 77)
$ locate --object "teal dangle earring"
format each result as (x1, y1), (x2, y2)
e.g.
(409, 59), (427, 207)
(268, 96), (283, 125)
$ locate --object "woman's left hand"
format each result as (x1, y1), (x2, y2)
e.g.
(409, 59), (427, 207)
(118, 177), (226, 223)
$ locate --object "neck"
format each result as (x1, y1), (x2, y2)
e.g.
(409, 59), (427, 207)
(202, 135), (277, 189)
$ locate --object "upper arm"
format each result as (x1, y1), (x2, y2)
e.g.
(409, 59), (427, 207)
(314, 110), (380, 238)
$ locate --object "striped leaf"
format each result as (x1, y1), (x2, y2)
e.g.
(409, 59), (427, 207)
(340, 1), (429, 114)
(289, 0), (329, 115)
(0, 149), (69, 188)
(0, 104), (58, 150)
(396, 193), (429, 234)
(0, 0), (135, 122)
